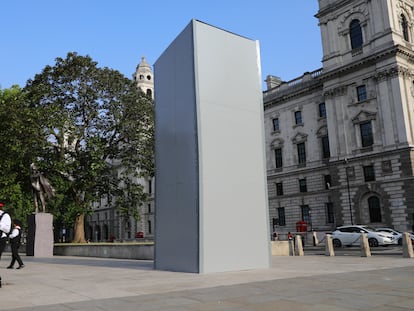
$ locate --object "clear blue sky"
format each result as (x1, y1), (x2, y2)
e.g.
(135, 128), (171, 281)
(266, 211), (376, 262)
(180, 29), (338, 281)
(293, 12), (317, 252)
(0, 0), (322, 90)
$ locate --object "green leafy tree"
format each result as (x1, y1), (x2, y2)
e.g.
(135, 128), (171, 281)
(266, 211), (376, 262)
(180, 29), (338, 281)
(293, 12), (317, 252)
(0, 85), (43, 224)
(24, 52), (154, 243)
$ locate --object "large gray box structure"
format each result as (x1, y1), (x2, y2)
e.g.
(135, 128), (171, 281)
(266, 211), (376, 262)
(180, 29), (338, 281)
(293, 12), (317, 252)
(154, 20), (270, 273)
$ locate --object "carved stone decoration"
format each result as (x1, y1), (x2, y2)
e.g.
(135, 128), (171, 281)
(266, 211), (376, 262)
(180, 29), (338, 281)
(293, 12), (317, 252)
(323, 85), (347, 99)
(270, 138), (285, 149)
(374, 65), (413, 82)
(352, 110), (377, 124)
(316, 126), (329, 138)
(292, 132), (308, 144)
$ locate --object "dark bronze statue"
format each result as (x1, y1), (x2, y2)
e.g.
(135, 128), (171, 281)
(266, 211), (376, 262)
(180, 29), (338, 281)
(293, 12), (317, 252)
(30, 163), (55, 213)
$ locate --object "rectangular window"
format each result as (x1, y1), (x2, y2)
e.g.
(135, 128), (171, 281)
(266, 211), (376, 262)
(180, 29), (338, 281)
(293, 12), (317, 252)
(326, 202), (334, 223)
(357, 85), (367, 102)
(363, 165), (375, 182)
(276, 182), (283, 196)
(148, 179), (152, 194)
(382, 160), (392, 173)
(318, 103), (326, 118)
(299, 178), (307, 192)
(278, 207), (286, 226)
(297, 142), (306, 164)
(360, 121), (373, 147)
(321, 136), (330, 158)
(274, 148), (283, 168)
(295, 111), (302, 124)
(324, 175), (331, 190)
(272, 118), (279, 131)
(301, 205), (311, 223)
(148, 220), (152, 234)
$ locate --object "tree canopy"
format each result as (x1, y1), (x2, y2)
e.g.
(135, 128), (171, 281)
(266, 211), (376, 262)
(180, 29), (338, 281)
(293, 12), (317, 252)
(0, 85), (40, 220)
(23, 52), (154, 242)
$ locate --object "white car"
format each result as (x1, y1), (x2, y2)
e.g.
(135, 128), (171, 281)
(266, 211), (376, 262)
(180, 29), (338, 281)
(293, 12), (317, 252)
(331, 225), (396, 248)
(376, 228), (414, 245)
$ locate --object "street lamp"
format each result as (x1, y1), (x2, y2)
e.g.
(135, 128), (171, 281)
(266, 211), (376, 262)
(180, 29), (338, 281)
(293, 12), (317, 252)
(345, 163), (354, 225)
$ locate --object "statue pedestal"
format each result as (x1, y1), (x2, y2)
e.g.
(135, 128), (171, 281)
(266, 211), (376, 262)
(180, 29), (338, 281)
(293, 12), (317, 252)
(26, 213), (53, 257)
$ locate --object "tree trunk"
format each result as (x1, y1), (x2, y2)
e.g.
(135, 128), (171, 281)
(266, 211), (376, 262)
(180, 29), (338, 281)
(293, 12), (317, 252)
(72, 213), (87, 243)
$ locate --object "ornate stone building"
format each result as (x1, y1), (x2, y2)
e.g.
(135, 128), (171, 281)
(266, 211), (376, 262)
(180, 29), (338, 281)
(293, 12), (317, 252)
(85, 56), (154, 242)
(134, 56), (154, 98)
(264, 0), (414, 235)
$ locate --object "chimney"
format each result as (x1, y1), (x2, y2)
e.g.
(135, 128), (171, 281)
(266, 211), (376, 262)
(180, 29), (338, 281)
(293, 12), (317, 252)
(265, 75), (282, 90)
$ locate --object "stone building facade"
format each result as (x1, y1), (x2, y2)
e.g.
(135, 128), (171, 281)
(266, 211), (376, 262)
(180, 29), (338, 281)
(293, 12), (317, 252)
(85, 56), (155, 242)
(264, 0), (414, 235)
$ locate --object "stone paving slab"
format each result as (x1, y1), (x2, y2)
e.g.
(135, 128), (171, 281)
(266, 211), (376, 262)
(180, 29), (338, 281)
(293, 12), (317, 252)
(0, 254), (413, 310)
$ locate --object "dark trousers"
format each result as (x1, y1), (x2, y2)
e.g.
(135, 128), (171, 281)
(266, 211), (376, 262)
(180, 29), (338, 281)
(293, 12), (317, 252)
(9, 242), (23, 267)
(0, 237), (7, 259)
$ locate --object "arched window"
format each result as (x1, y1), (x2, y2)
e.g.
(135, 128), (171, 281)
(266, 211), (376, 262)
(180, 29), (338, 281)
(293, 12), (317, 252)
(368, 196), (381, 223)
(350, 19), (363, 49)
(146, 89), (152, 97)
(401, 14), (410, 41)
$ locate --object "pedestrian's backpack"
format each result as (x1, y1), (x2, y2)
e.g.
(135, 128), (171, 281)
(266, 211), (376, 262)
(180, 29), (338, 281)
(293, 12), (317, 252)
(0, 211), (11, 236)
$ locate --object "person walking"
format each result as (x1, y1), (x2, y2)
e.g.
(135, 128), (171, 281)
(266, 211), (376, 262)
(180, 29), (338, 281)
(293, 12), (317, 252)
(0, 202), (11, 260)
(7, 219), (24, 269)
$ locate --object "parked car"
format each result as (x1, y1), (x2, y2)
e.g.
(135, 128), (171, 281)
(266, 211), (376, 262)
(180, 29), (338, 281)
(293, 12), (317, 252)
(331, 225), (396, 248)
(376, 228), (414, 245)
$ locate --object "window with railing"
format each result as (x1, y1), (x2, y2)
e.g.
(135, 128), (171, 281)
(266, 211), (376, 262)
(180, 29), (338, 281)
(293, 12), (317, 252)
(360, 121), (373, 147)
(321, 135), (330, 159)
(274, 148), (283, 168)
(297, 142), (306, 164)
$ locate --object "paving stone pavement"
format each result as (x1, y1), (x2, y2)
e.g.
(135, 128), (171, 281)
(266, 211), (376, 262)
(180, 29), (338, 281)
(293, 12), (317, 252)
(0, 253), (413, 311)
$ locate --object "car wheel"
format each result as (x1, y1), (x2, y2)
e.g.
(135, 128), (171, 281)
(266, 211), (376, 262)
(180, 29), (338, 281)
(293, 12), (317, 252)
(333, 239), (342, 248)
(368, 238), (379, 247)
(398, 238), (402, 246)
